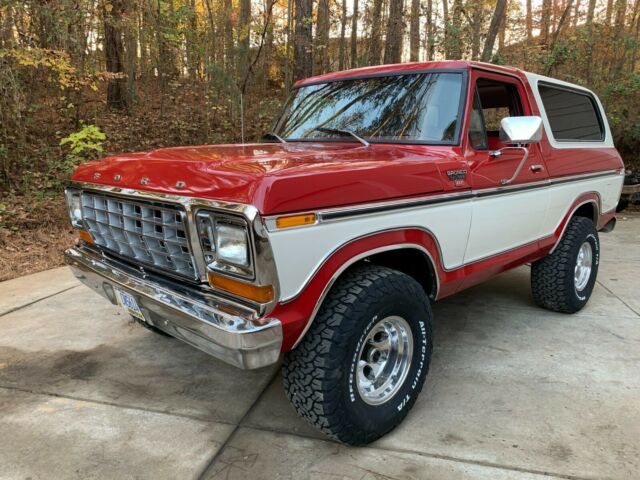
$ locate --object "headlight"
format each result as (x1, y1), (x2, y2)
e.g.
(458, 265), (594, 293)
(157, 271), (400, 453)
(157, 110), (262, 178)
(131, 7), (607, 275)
(196, 211), (252, 277)
(216, 223), (249, 266)
(65, 188), (83, 228)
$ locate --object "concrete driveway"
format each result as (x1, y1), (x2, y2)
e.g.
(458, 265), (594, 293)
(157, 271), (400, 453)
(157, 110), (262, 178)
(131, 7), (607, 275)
(1, 215), (638, 480)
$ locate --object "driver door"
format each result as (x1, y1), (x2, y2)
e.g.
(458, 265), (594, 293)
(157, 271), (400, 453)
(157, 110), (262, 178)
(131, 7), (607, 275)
(463, 71), (550, 264)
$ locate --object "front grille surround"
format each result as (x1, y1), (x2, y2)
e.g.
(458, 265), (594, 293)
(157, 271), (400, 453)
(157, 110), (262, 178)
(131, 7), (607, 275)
(81, 191), (198, 280)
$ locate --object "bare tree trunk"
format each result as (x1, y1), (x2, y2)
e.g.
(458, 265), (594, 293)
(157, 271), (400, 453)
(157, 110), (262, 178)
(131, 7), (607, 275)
(572, 0), (581, 27)
(166, 0), (179, 77)
(449, 0), (462, 58)
(294, 0), (313, 79)
(470, 1), (482, 59)
(540, 0), (552, 45)
(605, 0), (614, 25)
(285, 0), (293, 87)
(546, 0), (574, 73)
(526, 0), (533, 42)
(350, 0), (359, 67)
(498, 2), (508, 53)
(103, 0), (128, 110)
(585, 0), (597, 81)
(481, 0), (507, 61)
(425, 0), (435, 60)
(124, 0), (136, 108)
(442, 0), (449, 56)
(224, 0), (234, 75)
(315, 0), (330, 73)
(238, 0), (251, 80)
(409, 0), (420, 61)
(630, 0), (640, 71)
(610, 0), (628, 76)
(384, 0), (405, 63)
(203, 0), (217, 78)
(1, 4), (15, 47)
(36, 0), (63, 49)
(369, 0), (383, 64)
(339, 0), (347, 69)
(139, 4), (148, 82)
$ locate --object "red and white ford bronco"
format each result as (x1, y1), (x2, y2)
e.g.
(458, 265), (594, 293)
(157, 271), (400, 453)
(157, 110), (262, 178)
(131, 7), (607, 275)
(65, 61), (624, 445)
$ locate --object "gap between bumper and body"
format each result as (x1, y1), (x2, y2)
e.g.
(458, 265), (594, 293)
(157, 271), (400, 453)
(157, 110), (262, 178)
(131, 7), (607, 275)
(64, 247), (282, 369)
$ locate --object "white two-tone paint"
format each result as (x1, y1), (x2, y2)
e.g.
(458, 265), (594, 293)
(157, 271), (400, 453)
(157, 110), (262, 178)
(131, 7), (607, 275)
(267, 171), (623, 302)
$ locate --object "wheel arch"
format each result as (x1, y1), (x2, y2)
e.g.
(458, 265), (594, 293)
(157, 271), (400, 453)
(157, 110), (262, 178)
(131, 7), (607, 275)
(293, 243), (439, 349)
(549, 193), (601, 254)
(272, 229), (444, 351)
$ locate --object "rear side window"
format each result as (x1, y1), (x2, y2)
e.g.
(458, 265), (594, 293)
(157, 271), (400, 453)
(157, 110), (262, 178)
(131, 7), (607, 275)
(538, 84), (604, 141)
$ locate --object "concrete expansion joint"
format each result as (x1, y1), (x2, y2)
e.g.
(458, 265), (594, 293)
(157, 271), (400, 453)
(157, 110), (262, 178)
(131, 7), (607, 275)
(196, 367), (281, 480)
(0, 383), (238, 427)
(597, 280), (640, 318)
(0, 285), (80, 318)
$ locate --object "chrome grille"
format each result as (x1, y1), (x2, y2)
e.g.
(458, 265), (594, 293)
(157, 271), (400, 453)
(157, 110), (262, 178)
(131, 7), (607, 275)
(81, 192), (197, 279)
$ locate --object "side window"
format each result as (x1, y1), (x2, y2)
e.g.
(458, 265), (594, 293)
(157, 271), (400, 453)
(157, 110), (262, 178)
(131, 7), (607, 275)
(538, 84), (603, 141)
(469, 89), (488, 150)
(469, 78), (523, 150)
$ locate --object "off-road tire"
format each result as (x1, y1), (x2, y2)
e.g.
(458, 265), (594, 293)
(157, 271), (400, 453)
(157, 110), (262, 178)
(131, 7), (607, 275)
(282, 265), (433, 446)
(531, 216), (600, 313)
(132, 316), (172, 337)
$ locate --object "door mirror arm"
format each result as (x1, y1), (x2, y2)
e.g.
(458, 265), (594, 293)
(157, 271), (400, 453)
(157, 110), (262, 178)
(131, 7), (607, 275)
(489, 146), (530, 185)
(487, 116), (543, 185)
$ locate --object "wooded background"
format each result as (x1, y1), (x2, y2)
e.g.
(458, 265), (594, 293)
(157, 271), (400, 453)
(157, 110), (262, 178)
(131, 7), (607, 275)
(0, 0), (638, 279)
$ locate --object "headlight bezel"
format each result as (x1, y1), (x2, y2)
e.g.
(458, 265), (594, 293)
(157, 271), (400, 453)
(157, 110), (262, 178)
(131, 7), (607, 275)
(64, 188), (84, 229)
(196, 209), (255, 279)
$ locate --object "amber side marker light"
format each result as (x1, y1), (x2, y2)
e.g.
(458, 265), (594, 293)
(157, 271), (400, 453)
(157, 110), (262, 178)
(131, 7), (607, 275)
(208, 272), (274, 303)
(275, 213), (316, 229)
(78, 230), (94, 244)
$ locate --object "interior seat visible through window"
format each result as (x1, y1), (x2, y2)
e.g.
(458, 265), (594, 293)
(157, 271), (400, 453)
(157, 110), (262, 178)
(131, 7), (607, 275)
(469, 79), (523, 151)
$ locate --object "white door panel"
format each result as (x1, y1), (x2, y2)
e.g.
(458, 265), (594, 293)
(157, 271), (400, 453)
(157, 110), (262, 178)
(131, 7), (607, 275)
(464, 188), (549, 263)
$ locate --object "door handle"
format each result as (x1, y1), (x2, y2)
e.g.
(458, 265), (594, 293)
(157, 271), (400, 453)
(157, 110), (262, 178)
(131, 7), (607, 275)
(530, 164), (544, 172)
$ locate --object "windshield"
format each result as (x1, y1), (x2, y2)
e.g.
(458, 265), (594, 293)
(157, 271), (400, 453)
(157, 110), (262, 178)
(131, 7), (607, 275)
(274, 72), (464, 144)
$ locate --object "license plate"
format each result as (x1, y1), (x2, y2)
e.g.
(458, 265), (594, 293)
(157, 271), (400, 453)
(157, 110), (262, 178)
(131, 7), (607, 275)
(115, 289), (145, 321)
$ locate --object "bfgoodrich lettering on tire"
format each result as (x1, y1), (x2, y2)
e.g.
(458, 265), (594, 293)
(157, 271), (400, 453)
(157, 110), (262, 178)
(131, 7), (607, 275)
(282, 265), (433, 445)
(531, 216), (600, 313)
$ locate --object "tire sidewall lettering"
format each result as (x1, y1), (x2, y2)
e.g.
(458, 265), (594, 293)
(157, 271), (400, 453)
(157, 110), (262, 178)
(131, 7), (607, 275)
(575, 232), (599, 302)
(348, 308), (429, 414)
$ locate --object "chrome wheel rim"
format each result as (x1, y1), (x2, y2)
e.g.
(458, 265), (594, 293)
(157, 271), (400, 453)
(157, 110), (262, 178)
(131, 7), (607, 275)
(574, 242), (593, 292)
(356, 316), (413, 406)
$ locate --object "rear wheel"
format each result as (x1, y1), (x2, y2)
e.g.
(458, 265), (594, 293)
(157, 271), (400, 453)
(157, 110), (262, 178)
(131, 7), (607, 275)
(531, 216), (600, 313)
(282, 265), (433, 445)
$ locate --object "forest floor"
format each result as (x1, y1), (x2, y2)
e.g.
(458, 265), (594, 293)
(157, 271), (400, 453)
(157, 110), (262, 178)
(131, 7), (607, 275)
(0, 197), (74, 282)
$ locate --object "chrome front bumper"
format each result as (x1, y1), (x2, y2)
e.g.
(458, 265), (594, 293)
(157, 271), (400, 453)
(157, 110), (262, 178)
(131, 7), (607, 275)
(64, 247), (282, 369)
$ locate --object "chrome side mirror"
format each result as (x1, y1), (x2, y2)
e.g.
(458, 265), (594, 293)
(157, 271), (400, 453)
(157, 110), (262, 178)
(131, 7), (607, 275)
(499, 116), (543, 144)
(489, 116), (543, 186)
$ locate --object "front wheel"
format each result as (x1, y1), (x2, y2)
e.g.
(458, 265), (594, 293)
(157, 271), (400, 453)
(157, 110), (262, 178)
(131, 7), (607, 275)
(531, 216), (600, 313)
(282, 265), (433, 445)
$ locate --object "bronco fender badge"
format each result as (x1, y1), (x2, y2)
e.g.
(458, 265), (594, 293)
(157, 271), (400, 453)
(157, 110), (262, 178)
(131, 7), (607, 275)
(140, 177), (149, 185)
(446, 169), (467, 182)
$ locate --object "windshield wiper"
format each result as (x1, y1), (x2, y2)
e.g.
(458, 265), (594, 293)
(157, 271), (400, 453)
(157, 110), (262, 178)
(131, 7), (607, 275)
(262, 132), (287, 143)
(314, 127), (370, 147)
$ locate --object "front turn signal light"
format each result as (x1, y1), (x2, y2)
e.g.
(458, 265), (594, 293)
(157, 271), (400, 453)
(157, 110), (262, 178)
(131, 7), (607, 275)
(208, 272), (274, 303)
(275, 213), (316, 229)
(78, 229), (94, 244)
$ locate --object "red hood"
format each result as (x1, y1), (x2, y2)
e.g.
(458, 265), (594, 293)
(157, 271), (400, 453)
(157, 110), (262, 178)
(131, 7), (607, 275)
(71, 143), (451, 214)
